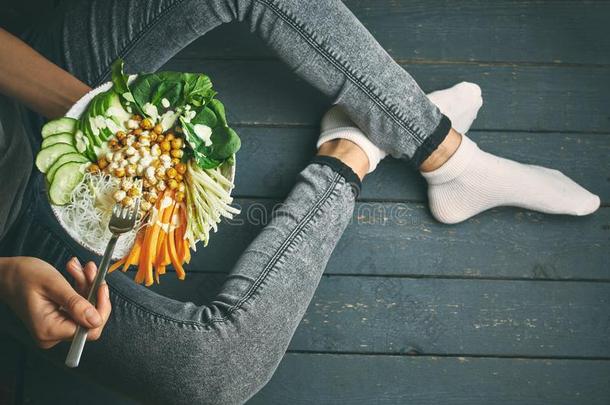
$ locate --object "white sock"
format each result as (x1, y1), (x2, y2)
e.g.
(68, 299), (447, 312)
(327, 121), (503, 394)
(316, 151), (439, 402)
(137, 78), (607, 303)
(427, 81), (483, 135)
(318, 106), (387, 173)
(422, 134), (601, 224)
(318, 82), (483, 173)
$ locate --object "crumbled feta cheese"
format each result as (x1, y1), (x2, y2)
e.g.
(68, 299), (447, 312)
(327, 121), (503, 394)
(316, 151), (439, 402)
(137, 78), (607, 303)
(140, 155), (154, 168)
(105, 152), (114, 162)
(136, 164), (145, 176)
(142, 103), (159, 122)
(145, 166), (156, 181)
(119, 160), (129, 168)
(150, 144), (161, 157)
(125, 146), (136, 156)
(161, 98), (170, 108)
(112, 153), (123, 162)
(113, 190), (126, 202)
(139, 138), (151, 147)
(127, 119), (139, 129)
(121, 178), (133, 191)
(128, 155), (140, 165)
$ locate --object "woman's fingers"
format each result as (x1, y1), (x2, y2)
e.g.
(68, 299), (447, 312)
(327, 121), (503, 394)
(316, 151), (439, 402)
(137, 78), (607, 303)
(87, 283), (111, 341)
(66, 257), (87, 294)
(83, 261), (97, 285)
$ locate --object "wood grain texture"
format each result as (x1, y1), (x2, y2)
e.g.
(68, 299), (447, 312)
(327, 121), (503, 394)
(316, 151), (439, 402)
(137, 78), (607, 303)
(250, 354), (610, 405)
(145, 274), (610, 358)
(178, 0), (610, 65)
(231, 127), (610, 203)
(161, 199), (610, 280)
(163, 59), (610, 133)
(21, 352), (610, 405)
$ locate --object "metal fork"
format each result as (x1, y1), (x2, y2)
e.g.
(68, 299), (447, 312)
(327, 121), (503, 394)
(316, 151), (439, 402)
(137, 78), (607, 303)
(65, 197), (141, 368)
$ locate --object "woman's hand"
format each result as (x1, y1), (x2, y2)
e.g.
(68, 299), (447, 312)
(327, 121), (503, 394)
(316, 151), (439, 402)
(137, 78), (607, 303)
(0, 256), (111, 349)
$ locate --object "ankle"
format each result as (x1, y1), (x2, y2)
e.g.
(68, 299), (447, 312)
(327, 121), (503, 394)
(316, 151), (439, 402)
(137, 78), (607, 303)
(419, 128), (462, 172)
(317, 138), (369, 181)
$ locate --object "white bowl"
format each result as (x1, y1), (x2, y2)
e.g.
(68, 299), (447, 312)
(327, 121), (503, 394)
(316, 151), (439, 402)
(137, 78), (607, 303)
(50, 76), (235, 259)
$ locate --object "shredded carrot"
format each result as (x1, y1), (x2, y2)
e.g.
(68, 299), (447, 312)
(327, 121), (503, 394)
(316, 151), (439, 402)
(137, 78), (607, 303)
(106, 189), (192, 286)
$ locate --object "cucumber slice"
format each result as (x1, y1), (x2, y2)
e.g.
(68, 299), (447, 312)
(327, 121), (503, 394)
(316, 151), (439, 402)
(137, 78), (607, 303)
(35, 143), (78, 173)
(49, 162), (86, 205)
(46, 153), (88, 184)
(41, 133), (74, 149)
(41, 117), (77, 138)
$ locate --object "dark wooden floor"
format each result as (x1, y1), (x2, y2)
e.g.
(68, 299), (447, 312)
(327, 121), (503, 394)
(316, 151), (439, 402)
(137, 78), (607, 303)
(1, 1), (609, 404)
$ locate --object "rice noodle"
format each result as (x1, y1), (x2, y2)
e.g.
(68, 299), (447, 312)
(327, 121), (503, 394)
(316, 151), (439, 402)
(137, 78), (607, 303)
(59, 172), (140, 254)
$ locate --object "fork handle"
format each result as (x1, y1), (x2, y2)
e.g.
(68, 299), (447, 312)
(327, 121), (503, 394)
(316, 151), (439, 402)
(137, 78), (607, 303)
(65, 233), (119, 368)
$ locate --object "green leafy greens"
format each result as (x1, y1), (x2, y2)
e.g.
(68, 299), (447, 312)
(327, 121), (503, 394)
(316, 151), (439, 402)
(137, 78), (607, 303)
(109, 58), (240, 170)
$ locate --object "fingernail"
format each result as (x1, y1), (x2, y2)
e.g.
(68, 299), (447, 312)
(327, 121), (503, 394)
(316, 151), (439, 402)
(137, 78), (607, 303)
(84, 307), (101, 326)
(72, 257), (82, 270)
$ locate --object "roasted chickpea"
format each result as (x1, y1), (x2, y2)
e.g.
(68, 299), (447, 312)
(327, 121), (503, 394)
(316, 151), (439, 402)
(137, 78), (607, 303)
(175, 174), (183, 182)
(171, 138), (183, 149)
(171, 158), (181, 166)
(175, 163), (187, 174)
(160, 141), (171, 152)
(114, 167), (126, 178)
(153, 124), (163, 134)
(97, 157), (109, 170)
(127, 187), (140, 197)
(150, 133), (158, 142)
(132, 114), (143, 122)
(175, 191), (185, 202)
(140, 118), (154, 130)
(88, 163), (100, 173)
(133, 128), (143, 135)
(166, 167), (177, 179)
(122, 196), (134, 206)
(170, 149), (183, 159)
(168, 179), (179, 190)
(108, 139), (119, 149)
(156, 134), (165, 143)
(116, 130), (127, 140)
(148, 194), (158, 205)
(165, 134), (176, 143)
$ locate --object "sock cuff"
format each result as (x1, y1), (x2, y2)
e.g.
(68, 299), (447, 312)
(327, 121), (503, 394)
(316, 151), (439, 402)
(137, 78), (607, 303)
(420, 134), (478, 184)
(317, 127), (386, 173)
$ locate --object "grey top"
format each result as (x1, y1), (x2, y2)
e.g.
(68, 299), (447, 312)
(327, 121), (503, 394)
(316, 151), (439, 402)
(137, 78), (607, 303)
(0, 94), (32, 240)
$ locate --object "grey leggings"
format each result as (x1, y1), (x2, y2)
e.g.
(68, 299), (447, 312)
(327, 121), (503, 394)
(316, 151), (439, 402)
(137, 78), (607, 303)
(1, 0), (449, 403)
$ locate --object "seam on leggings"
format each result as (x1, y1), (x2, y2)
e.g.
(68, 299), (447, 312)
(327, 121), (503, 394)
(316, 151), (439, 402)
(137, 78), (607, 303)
(104, 172), (343, 329)
(90, 0), (189, 87)
(208, 171), (342, 323)
(255, 0), (426, 145)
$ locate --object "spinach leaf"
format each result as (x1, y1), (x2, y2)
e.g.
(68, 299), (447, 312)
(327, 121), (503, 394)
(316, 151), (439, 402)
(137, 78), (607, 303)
(130, 73), (162, 111)
(183, 73), (215, 107)
(209, 126), (241, 160)
(180, 117), (223, 169)
(191, 107), (218, 128)
(110, 59), (142, 114)
(150, 80), (183, 108)
(207, 99), (227, 126)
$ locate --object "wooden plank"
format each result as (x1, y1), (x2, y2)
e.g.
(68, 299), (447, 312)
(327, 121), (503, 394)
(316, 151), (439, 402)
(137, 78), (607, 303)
(0, 333), (22, 405)
(146, 274), (610, 358)
(163, 59), (610, 133)
(165, 200), (610, 280)
(231, 127), (610, 203)
(22, 351), (610, 405)
(250, 354), (610, 405)
(178, 0), (610, 65)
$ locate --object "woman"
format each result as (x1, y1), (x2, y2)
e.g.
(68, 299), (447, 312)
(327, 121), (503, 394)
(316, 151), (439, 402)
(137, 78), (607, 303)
(0, 1), (599, 403)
